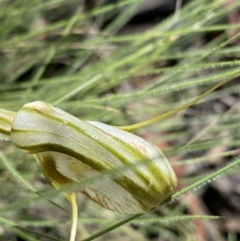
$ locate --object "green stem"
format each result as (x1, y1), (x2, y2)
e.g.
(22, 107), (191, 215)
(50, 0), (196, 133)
(67, 193), (78, 241)
(0, 109), (15, 136)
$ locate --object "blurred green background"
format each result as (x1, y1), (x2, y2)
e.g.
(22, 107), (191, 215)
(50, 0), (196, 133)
(1, 0), (240, 240)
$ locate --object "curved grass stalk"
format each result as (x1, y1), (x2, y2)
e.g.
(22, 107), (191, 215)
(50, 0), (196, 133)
(118, 71), (240, 131)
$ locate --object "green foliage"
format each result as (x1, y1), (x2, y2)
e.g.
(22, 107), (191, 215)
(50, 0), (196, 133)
(0, 0), (240, 240)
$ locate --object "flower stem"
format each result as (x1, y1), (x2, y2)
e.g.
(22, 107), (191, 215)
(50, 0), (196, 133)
(67, 192), (78, 241)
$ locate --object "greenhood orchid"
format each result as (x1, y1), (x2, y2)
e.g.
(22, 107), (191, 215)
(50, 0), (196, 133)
(0, 73), (237, 241)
